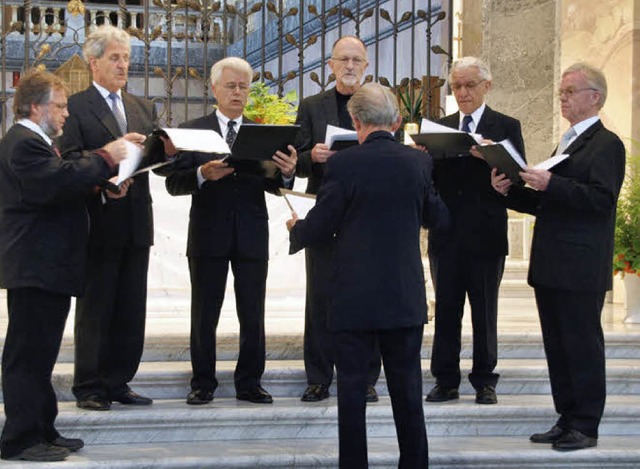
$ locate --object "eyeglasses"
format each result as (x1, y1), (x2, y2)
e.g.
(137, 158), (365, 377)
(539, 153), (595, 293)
(557, 87), (597, 98)
(48, 102), (68, 110)
(221, 82), (250, 92)
(331, 56), (367, 66)
(450, 80), (486, 92)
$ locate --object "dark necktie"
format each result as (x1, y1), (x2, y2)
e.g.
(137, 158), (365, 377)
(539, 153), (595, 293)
(226, 120), (237, 148)
(461, 114), (473, 133)
(108, 92), (127, 135)
(51, 142), (61, 158)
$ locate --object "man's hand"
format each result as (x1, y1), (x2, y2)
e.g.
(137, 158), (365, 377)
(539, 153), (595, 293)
(105, 177), (133, 199)
(490, 168), (512, 196)
(273, 145), (298, 178)
(521, 167), (551, 191)
(102, 138), (129, 164)
(201, 160), (234, 181)
(160, 136), (178, 157)
(286, 212), (299, 231)
(311, 143), (335, 163)
(123, 132), (147, 146)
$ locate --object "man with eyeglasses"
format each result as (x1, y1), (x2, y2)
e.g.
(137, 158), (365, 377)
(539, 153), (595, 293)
(425, 56), (525, 406)
(490, 62), (625, 450)
(160, 57), (297, 406)
(59, 25), (161, 412)
(294, 36), (381, 403)
(0, 69), (128, 462)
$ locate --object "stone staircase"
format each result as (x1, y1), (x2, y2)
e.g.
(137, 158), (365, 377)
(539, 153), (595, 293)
(2, 261), (640, 467)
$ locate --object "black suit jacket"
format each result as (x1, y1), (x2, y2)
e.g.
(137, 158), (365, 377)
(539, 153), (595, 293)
(294, 88), (342, 195)
(58, 85), (158, 250)
(162, 113), (284, 260)
(290, 131), (449, 331)
(0, 124), (114, 296)
(504, 120), (625, 292)
(428, 106), (525, 258)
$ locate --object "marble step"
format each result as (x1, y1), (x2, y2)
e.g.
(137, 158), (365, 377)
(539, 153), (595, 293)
(6, 395), (639, 447)
(50, 329), (640, 363)
(4, 435), (640, 468)
(43, 358), (640, 402)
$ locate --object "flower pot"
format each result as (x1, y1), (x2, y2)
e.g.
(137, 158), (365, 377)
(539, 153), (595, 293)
(623, 274), (640, 323)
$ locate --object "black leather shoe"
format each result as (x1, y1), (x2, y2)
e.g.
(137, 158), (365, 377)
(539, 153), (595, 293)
(475, 385), (497, 404)
(552, 429), (597, 450)
(76, 395), (111, 411)
(425, 384), (459, 402)
(4, 443), (69, 462)
(530, 425), (566, 443)
(301, 384), (330, 402)
(186, 389), (214, 405)
(49, 436), (84, 452)
(112, 390), (153, 406)
(366, 385), (379, 403)
(236, 385), (273, 404)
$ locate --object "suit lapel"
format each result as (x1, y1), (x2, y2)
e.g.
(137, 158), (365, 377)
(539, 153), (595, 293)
(122, 92), (140, 134)
(475, 106), (496, 136)
(86, 86), (121, 139)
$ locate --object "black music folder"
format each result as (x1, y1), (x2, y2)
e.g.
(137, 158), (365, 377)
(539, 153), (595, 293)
(475, 142), (526, 185)
(231, 124), (300, 161)
(410, 132), (478, 157)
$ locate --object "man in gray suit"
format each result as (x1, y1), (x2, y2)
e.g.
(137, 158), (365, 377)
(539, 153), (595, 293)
(294, 36), (380, 402)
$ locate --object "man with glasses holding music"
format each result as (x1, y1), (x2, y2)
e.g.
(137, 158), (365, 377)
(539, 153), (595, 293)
(294, 36), (381, 403)
(425, 56), (525, 406)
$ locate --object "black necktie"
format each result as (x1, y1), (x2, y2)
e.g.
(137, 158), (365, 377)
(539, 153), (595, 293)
(108, 92), (127, 135)
(461, 114), (473, 133)
(226, 120), (237, 148)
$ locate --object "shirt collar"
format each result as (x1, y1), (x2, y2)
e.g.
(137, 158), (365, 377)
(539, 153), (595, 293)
(93, 81), (121, 101)
(459, 103), (486, 130)
(570, 115), (600, 138)
(17, 118), (52, 146)
(216, 109), (243, 127)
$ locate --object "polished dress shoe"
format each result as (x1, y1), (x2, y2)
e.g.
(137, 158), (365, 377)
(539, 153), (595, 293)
(76, 395), (111, 411)
(236, 385), (273, 404)
(475, 385), (497, 404)
(4, 443), (69, 462)
(49, 436), (84, 452)
(301, 384), (329, 402)
(366, 385), (379, 403)
(552, 429), (597, 450)
(425, 384), (459, 402)
(112, 390), (153, 406)
(530, 425), (566, 443)
(186, 389), (214, 405)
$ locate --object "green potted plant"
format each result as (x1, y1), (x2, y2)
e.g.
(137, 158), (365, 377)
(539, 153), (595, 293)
(614, 145), (640, 322)
(243, 82), (298, 124)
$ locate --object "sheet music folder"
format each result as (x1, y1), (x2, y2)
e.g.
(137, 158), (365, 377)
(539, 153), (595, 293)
(231, 124), (300, 161)
(475, 144), (526, 185)
(409, 132), (478, 156)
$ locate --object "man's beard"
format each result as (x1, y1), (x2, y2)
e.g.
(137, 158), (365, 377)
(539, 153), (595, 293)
(40, 116), (62, 138)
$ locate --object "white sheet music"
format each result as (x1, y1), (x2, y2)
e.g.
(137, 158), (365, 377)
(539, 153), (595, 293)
(281, 189), (316, 219)
(116, 140), (143, 184)
(162, 128), (231, 154)
(324, 125), (358, 148)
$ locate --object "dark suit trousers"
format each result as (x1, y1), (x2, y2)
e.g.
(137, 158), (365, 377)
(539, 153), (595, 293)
(189, 255), (267, 393)
(1, 288), (68, 459)
(335, 326), (428, 469)
(534, 286), (606, 438)
(73, 244), (149, 400)
(429, 245), (504, 390)
(304, 246), (381, 386)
